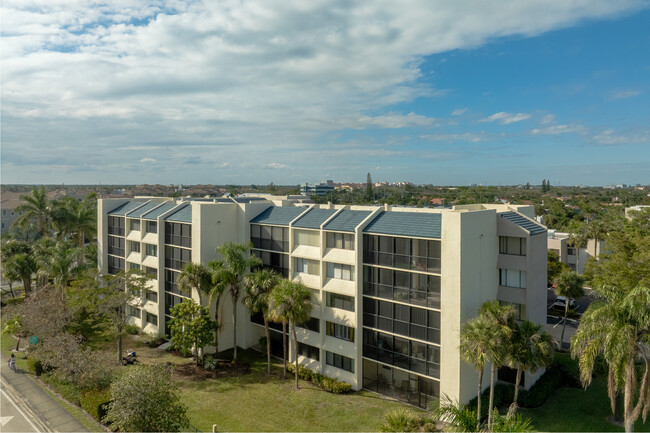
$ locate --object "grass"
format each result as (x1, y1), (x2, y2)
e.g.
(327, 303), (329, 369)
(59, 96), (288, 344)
(519, 377), (649, 432)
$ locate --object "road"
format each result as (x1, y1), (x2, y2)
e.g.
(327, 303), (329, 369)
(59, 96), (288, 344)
(1, 383), (40, 432)
(545, 287), (593, 349)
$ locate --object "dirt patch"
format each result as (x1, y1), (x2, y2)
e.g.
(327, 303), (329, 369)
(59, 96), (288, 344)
(174, 361), (251, 380)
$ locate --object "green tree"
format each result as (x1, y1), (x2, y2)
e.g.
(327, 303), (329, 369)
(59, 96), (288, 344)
(104, 364), (190, 432)
(547, 250), (569, 286)
(432, 395), (479, 432)
(506, 320), (554, 409)
(568, 221), (588, 273)
(571, 286), (650, 432)
(459, 316), (491, 427)
(169, 299), (217, 366)
(366, 172), (373, 201)
(179, 262), (220, 353)
(37, 240), (84, 301)
(2, 315), (26, 351)
(1, 241), (36, 296)
(210, 241), (262, 361)
(244, 268), (281, 375)
(14, 186), (56, 238)
(56, 194), (97, 250)
(555, 270), (585, 348)
(269, 280), (313, 390)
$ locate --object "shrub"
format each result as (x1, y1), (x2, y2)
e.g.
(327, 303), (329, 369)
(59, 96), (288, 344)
(285, 364), (352, 393)
(125, 325), (140, 335)
(3, 297), (25, 306)
(422, 422), (438, 432)
(381, 408), (420, 432)
(80, 388), (111, 421)
(27, 356), (43, 376)
(41, 373), (81, 406)
(203, 355), (219, 371)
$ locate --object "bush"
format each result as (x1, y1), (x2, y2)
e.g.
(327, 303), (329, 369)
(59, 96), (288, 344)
(422, 422), (438, 432)
(125, 325), (140, 335)
(3, 297), (25, 306)
(145, 337), (167, 348)
(285, 363), (352, 393)
(40, 373), (81, 406)
(27, 356), (43, 376)
(203, 355), (218, 370)
(381, 408), (420, 432)
(80, 388), (111, 421)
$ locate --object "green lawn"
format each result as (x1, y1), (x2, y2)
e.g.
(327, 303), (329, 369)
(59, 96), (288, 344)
(519, 378), (649, 432)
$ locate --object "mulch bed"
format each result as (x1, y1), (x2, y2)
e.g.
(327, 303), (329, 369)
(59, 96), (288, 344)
(174, 361), (251, 380)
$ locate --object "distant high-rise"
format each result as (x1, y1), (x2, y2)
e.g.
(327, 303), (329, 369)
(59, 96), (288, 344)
(300, 180), (334, 196)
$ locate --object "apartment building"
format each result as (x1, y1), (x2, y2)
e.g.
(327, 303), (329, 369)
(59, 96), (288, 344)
(547, 230), (604, 274)
(97, 197), (547, 408)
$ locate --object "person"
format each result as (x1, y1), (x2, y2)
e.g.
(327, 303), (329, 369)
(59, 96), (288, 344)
(8, 354), (16, 372)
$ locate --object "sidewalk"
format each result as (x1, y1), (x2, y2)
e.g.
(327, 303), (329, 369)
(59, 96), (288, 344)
(1, 352), (87, 433)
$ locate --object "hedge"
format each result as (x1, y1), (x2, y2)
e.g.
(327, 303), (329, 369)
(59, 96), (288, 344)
(286, 363), (353, 393)
(80, 388), (112, 422)
(27, 356), (43, 376)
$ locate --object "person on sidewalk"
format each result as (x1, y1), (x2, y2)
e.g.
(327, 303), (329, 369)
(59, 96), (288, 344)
(8, 353), (17, 372)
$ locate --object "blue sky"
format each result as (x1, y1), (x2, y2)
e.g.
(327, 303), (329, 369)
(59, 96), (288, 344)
(1, 1), (649, 186)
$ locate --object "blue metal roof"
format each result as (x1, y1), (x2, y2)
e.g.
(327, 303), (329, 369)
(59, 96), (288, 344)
(125, 201), (159, 218)
(250, 206), (306, 226)
(165, 205), (192, 223)
(500, 212), (547, 235)
(293, 208), (338, 229)
(363, 211), (442, 239)
(323, 210), (372, 232)
(142, 202), (176, 220)
(107, 201), (148, 216)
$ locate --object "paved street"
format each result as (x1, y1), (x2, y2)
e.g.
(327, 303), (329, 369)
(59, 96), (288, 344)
(545, 287), (593, 349)
(1, 384), (40, 432)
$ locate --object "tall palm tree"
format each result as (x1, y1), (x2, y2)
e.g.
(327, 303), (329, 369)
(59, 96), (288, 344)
(0, 240), (34, 296)
(32, 237), (57, 289)
(269, 280), (313, 390)
(210, 241), (262, 361)
(14, 186), (56, 238)
(38, 240), (84, 301)
(507, 320), (554, 409)
(459, 315), (492, 427)
(244, 268), (281, 375)
(571, 286), (650, 433)
(568, 225), (588, 273)
(9, 253), (36, 296)
(477, 300), (516, 430)
(179, 263), (220, 352)
(56, 194), (97, 249)
(554, 270), (584, 348)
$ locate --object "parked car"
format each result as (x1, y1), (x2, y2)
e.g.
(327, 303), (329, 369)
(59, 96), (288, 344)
(553, 296), (576, 310)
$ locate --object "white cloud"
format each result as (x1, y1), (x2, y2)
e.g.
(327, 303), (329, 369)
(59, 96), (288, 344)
(592, 129), (650, 145)
(267, 162), (288, 169)
(610, 89), (642, 99)
(540, 114), (555, 124)
(531, 124), (584, 135)
(1, 0), (646, 183)
(451, 108), (468, 116)
(480, 112), (531, 125)
(421, 132), (485, 143)
(140, 157), (156, 163)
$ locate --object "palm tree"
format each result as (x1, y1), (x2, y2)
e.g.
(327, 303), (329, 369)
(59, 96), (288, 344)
(38, 240), (84, 301)
(477, 300), (516, 430)
(506, 321), (554, 410)
(459, 315), (492, 427)
(244, 268), (281, 375)
(0, 240), (34, 296)
(568, 225), (588, 273)
(554, 270), (584, 348)
(14, 186), (56, 238)
(32, 237), (57, 289)
(571, 286), (650, 433)
(179, 263), (220, 352)
(432, 394), (479, 432)
(269, 280), (313, 390)
(56, 194), (97, 250)
(210, 241), (262, 361)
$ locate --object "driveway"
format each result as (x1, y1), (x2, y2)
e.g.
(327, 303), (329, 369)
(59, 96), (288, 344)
(545, 287), (593, 350)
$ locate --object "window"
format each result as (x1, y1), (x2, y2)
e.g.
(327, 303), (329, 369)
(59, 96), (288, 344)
(165, 293), (186, 316)
(144, 266), (157, 279)
(499, 269), (527, 288)
(297, 317), (320, 333)
(363, 266), (440, 309)
(145, 312), (158, 326)
(326, 321), (355, 342)
(251, 224), (289, 252)
(145, 243), (157, 257)
(499, 237), (526, 256)
(130, 241), (141, 253)
(501, 301), (527, 321)
(127, 306), (141, 319)
(165, 246), (191, 271)
(362, 329), (440, 378)
(326, 292), (354, 312)
(326, 232), (355, 250)
(108, 216), (125, 236)
(252, 249), (289, 277)
(107, 235), (125, 257)
(295, 258), (320, 275)
(130, 219), (141, 231)
(146, 291), (158, 303)
(145, 220), (157, 234)
(567, 247), (576, 256)
(108, 256), (124, 275)
(165, 222), (192, 248)
(363, 235), (441, 273)
(297, 343), (320, 361)
(129, 263), (141, 271)
(326, 351), (354, 373)
(326, 263), (355, 281)
(362, 300), (440, 344)
(294, 229), (320, 247)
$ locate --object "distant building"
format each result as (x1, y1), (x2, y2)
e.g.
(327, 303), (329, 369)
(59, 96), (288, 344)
(547, 230), (604, 274)
(300, 180), (334, 196)
(0, 192), (23, 236)
(625, 205), (650, 219)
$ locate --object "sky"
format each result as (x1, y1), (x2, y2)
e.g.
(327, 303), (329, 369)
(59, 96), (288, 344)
(2, 1), (649, 186)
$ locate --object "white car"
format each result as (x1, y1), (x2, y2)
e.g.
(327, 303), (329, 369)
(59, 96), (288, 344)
(553, 296), (576, 310)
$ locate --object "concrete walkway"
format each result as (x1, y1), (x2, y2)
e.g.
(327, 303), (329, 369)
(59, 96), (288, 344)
(1, 352), (87, 432)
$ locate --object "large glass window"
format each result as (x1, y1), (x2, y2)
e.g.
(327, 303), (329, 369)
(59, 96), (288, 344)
(297, 317), (320, 333)
(294, 229), (320, 247)
(107, 235), (125, 257)
(165, 222), (191, 248)
(129, 241), (141, 253)
(326, 263), (355, 281)
(326, 351), (354, 373)
(363, 235), (440, 273)
(144, 243), (157, 257)
(499, 237), (527, 256)
(252, 249), (289, 277)
(145, 312), (158, 326)
(145, 220), (157, 234)
(363, 299), (440, 344)
(326, 292), (354, 312)
(108, 216), (125, 236)
(165, 292), (185, 316)
(127, 306), (141, 318)
(164, 270), (191, 297)
(251, 224), (289, 252)
(108, 256), (124, 275)
(295, 258), (320, 275)
(364, 266), (440, 309)
(129, 219), (141, 231)
(499, 269), (527, 288)
(165, 246), (191, 271)
(297, 343), (320, 361)
(326, 232), (355, 250)
(326, 321), (355, 342)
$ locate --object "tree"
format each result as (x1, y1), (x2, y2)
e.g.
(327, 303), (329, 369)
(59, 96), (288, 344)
(179, 263), (220, 353)
(56, 194), (97, 250)
(169, 299), (217, 366)
(3, 315), (26, 351)
(37, 240), (84, 301)
(210, 241), (262, 361)
(554, 270), (584, 348)
(459, 316), (492, 427)
(432, 395), (479, 432)
(366, 172), (373, 201)
(269, 280), (313, 389)
(1, 240), (35, 296)
(547, 250), (569, 286)
(506, 321), (554, 409)
(477, 301), (516, 430)
(98, 270), (148, 364)
(244, 268), (281, 375)
(568, 222), (588, 273)
(14, 186), (56, 238)
(104, 364), (190, 432)
(571, 286), (650, 432)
